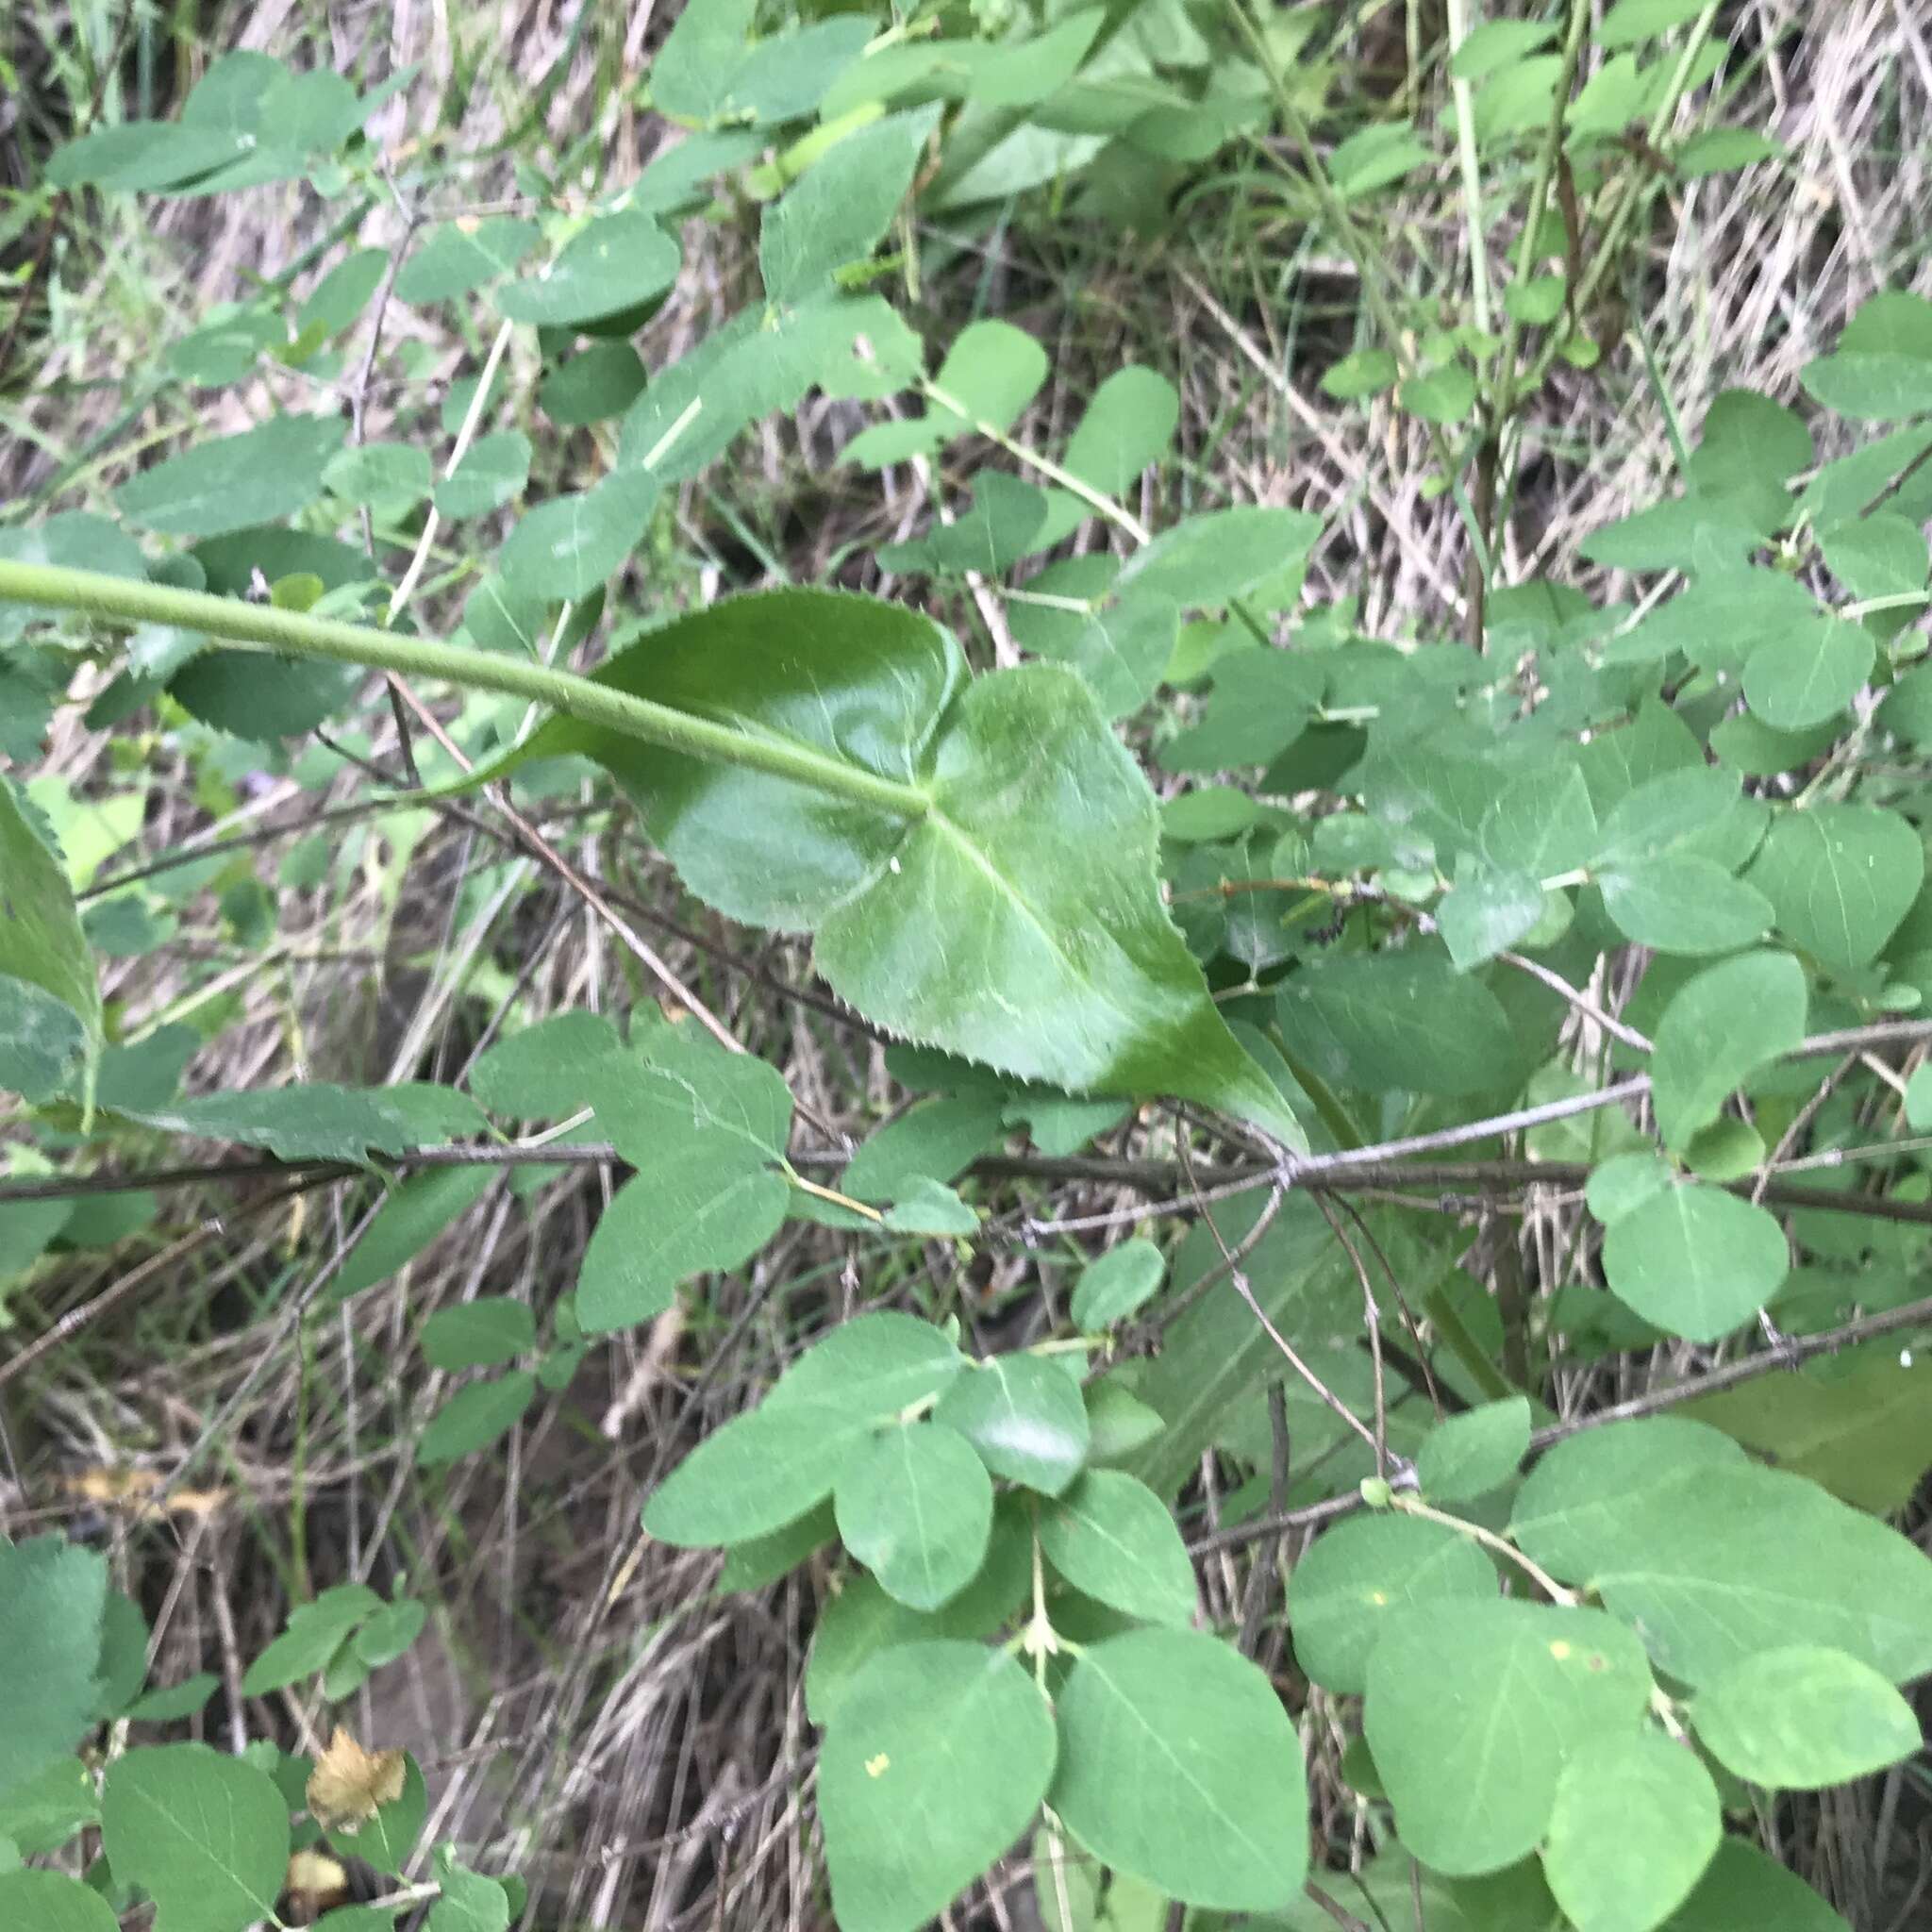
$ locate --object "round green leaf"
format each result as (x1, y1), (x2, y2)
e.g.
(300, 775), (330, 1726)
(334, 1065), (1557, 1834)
(1742, 615), (1874, 731)
(1597, 858), (1774, 957)
(834, 1423), (994, 1610)
(1051, 1628), (1307, 1911)
(1512, 1421), (1932, 1687)
(397, 218), (541, 305)
(1745, 803), (1924, 972)
(498, 474), (658, 601)
(103, 1744), (290, 1932)
(767, 1310), (967, 1421)
(1288, 1512), (1498, 1694)
(1649, 950), (1807, 1151)
(820, 1642), (1055, 1932)
(1416, 1395), (1532, 1503)
(1070, 1238), (1167, 1332)
(1541, 1731), (1720, 1932)
(495, 213), (679, 327)
(432, 430), (533, 521)
(1037, 1469), (1197, 1628)
(415, 1371), (538, 1467)
(1690, 1644), (1921, 1789)
(1363, 1601), (1654, 1876)
(932, 1354), (1090, 1495)
(1601, 1183), (1789, 1342)
(0, 1870), (118, 1932)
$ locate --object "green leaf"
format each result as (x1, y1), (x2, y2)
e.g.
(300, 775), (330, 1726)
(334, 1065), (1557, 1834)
(1650, 950), (1807, 1150)
(1051, 1628), (1307, 1911)
(329, 1753), (426, 1875)
(1158, 648), (1322, 772)
(1801, 291), (1932, 420)
(876, 473), (1050, 578)
(1742, 615), (1874, 730)
(505, 592), (1302, 1143)
(1363, 1601), (1654, 1876)
(298, 248), (388, 338)
(933, 1355), (1090, 1495)
(1036, 1470), (1197, 1627)
(1118, 508), (1322, 608)
(433, 431), (533, 521)
(0, 1871), (118, 1932)
(469, 1010), (620, 1116)
(396, 219), (541, 304)
(1070, 1239), (1167, 1333)
(1600, 1183), (1787, 1342)
(327, 1168), (493, 1307)
(842, 1092), (1007, 1207)
(125, 1083), (443, 1164)
(352, 1599), (425, 1670)
(1690, 1645), (1920, 1790)
(1416, 1396), (1531, 1503)
(1599, 0), (1717, 44)
(1541, 1731), (1720, 1932)
(1399, 363), (1477, 423)
(834, 1424), (993, 1610)
(1745, 804), (1924, 973)
(421, 1297), (536, 1371)
(0, 1538), (106, 1800)
(168, 307), (286, 386)
(1277, 948), (1515, 1098)
(1004, 563), (1177, 718)
(1064, 368), (1180, 495)
(820, 1642), (1055, 1932)
(102, 1744), (289, 1932)
(0, 781), (102, 1108)
(427, 1849), (510, 1932)
(96, 1590), (152, 1717)
(126, 1674), (219, 1723)
(760, 108), (939, 304)
(0, 1757), (98, 1857)
(930, 319), (1049, 435)
(495, 213), (679, 327)
(1085, 1381), (1167, 1463)
(575, 1014), (793, 1329)
(416, 1372), (538, 1466)
(1676, 1345), (1932, 1514)
(1288, 1512), (1498, 1694)
(540, 343), (649, 426)
(242, 1585), (381, 1695)
(1439, 866), (1546, 971)
(497, 472), (658, 600)
(114, 414), (345, 538)
(1659, 1840), (1850, 1932)
(1511, 1419), (1932, 1684)
(1597, 858), (1774, 957)
(1322, 348), (1400, 401)
(325, 441), (432, 513)
(648, 1314), (965, 1545)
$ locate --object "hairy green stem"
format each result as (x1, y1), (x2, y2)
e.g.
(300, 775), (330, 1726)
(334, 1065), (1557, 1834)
(0, 560), (931, 821)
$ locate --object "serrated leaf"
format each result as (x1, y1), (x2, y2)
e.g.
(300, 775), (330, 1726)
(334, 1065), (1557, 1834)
(820, 1643), (1055, 1932)
(1541, 1732), (1720, 1932)
(1288, 1513), (1498, 1694)
(1364, 1601), (1654, 1876)
(1051, 1629), (1307, 1910)
(489, 591), (1302, 1144)
(1037, 1470), (1197, 1627)
(102, 1745), (290, 1932)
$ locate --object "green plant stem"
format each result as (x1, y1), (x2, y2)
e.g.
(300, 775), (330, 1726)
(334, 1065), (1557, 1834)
(1443, 0), (1492, 341)
(1391, 1493), (1578, 1604)
(0, 560), (931, 822)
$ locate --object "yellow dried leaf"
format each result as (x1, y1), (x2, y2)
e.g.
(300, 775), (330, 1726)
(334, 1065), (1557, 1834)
(283, 1848), (349, 1921)
(307, 1726), (406, 1829)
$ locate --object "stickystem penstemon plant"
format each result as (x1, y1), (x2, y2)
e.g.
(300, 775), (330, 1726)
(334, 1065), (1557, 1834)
(4, 2), (1932, 1929)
